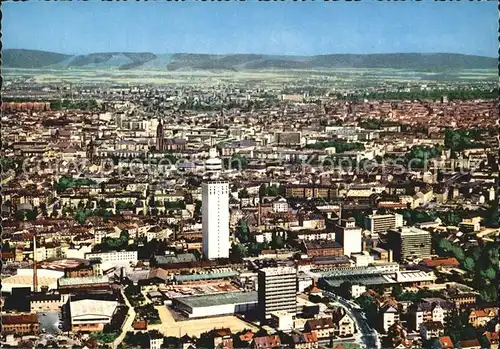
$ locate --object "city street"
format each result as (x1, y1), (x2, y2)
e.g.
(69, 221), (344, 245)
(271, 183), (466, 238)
(323, 291), (380, 349)
(111, 288), (137, 348)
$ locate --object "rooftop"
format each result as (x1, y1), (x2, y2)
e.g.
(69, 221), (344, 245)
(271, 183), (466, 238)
(176, 291), (257, 308)
(174, 271), (238, 282)
(70, 299), (118, 319)
(58, 275), (109, 287)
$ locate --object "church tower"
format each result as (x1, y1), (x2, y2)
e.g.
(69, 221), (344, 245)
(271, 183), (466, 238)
(86, 138), (96, 164)
(156, 119), (164, 152)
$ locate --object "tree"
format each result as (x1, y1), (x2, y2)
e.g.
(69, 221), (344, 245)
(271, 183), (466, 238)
(356, 295), (377, 324)
(337, 281), (353, 299)
(75, 210), (87, 225)
(26, 209), (37, 221)
(270, 232), (285, 249)
(480, 267), (496, 281)
(15, 210), (25, 221)
(238, 220), (250, 243)
(391, 284), (403, 298)
(238, 188), (250, 199)
(463, 257), (475, 272)
(259, 184), (267, 198)
(230, 243), (247, 262)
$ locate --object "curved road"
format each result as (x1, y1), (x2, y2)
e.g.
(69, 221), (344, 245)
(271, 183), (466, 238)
(323, 291), (380, 349)
(111, 288), (136, 349)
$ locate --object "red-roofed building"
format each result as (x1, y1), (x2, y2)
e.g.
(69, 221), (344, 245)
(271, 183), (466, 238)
(251, 335), (281, 349)
(212, 328), (233, 349)
(133, 320), (147, 331)
(1, 313), (39, 335)
(438, 336), (454, 349)
(239, 330), (255, 343)
(421, 257), (460, 269)
(290, 331), (318, 349)
(469, 307), (498, 327)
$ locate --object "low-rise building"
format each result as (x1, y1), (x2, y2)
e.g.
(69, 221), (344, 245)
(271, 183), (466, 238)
(69, 299), (118, 332)
(420, 321), (445, 340)
(332, 308), (356, 337)
(304, 240), (343, 258)
(304, 318), (335, 339)
(289, 331), (319, 349)
(251, 335), (282, 349)
(1, 313), (40, 335)
(29, 293), (62, 313)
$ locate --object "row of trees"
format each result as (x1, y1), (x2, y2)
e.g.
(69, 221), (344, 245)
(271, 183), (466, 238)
(433, 236), (498, 303)
(259, 183), (285, 198)
(55, 176), (97, 193)
(444, 129), (488, 152)
(340, 88), (499, 101)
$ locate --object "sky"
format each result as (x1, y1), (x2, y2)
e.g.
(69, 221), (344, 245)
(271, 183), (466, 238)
(3, 1), (497, 57)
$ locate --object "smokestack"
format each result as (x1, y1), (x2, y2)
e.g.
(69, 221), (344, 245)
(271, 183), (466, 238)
(33, 235), (38, 293)
(338, 202), (342, 225)
(258, 203), (261, 226)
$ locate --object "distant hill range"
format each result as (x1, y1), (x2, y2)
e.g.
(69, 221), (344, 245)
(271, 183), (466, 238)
(3, 49), (497, 71)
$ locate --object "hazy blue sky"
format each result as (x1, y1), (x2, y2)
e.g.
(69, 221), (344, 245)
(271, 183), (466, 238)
(3, 1), (497, 56)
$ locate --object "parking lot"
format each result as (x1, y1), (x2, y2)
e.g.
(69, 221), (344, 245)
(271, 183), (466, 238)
(148, 305), (258, 337)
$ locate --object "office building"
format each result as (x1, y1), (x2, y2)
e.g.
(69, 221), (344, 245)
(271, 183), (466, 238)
(334, 218), (362, 257)
(202, 181), (230, 259)
(365, 213), (403, 234)
(258, 266), (297, 321)
(386, 227), (431, 262)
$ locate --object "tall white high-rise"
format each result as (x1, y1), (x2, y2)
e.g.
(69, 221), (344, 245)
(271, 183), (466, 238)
(334, 218), (362, 257)
(202, 180), (230, 259)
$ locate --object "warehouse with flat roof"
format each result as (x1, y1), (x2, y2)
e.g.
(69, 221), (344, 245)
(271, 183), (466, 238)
(172, 291), (258, 318)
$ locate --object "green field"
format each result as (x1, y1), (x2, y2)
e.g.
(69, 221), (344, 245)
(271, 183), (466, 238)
(3, 67), (497, 89)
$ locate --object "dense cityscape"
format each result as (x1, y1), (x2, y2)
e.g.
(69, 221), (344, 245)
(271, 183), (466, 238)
(2, 2), (499, 349)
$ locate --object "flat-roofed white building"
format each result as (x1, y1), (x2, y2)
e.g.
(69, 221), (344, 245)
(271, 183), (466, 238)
(85, 250), (138, 265)
(2, 268), (64, 293)
(365, 213), (403, 234)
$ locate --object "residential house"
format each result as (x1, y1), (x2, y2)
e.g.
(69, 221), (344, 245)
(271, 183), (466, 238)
(304, 318), (335, 340)
(179, 335), (196, 349)
(149, 330), (164, 349)
(420, 321), (445, 340)
(468, 307), (498, 327)
(251, 335), (282, 349)
(409, 298), (452, 330)
(212, 328), (234, 349)
(289, 331), (319, 349)
(438, 336), (454, 349)
(380, 305), (400, 333)
(332, 308), (357, 337)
